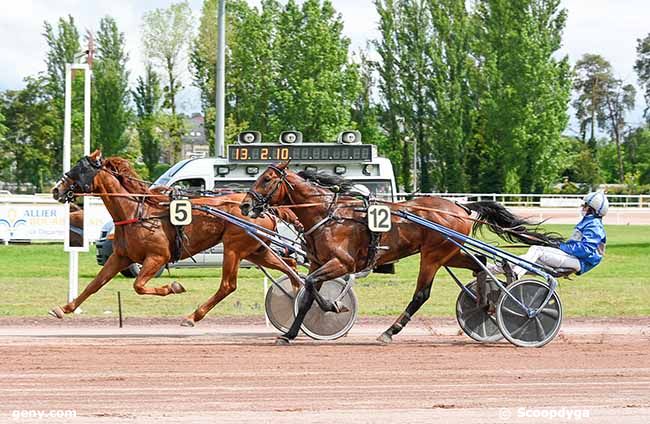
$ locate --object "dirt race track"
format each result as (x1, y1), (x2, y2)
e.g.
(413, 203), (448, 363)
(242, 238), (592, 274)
(1, 317), (650, 424)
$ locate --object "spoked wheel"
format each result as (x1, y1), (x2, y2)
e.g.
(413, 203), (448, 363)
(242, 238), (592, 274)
(264, 275), (300, 334)
(456, 280), (503, 343)
(295, 278), (358, 341)
(496, 279), (563, 348)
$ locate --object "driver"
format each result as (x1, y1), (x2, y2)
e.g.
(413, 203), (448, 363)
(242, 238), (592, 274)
(491, 191), (608, 279)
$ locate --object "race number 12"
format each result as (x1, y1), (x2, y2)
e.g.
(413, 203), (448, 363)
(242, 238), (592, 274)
(170, 200), (192, 226)
(368, 205), (392, 232)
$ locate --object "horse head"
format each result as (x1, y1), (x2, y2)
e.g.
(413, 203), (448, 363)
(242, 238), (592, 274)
(52, 150), (103, 203)
(240, 161), (292, 218)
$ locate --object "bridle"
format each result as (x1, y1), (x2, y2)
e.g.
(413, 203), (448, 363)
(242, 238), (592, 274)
(247, 165), (294, 213)
(56, 156), (104, 202)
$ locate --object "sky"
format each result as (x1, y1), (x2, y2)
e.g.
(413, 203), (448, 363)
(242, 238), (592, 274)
(0, 0), (649, 128)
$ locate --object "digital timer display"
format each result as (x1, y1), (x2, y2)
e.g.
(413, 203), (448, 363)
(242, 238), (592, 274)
(228, 144), (372, 163)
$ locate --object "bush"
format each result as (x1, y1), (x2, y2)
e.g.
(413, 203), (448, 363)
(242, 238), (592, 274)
(152, 163), (171, 180)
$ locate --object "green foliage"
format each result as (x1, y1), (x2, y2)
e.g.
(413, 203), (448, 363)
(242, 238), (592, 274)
(351, 51), (389, 161)
(0, 76), (58, 192)
(472, 0), (571, 193)
(142, 1), (194, 163)
(153, 163), (172, 180)
(374, 0), (476, 192)
(42, 15), (82, 177)
(271, 0), (360, 141)
(634, 33), (650, 122)
(133, 65), (163, 178)
(374, 0), (570, 193)
(596, 141), (619, 183)
(0, 110), (9, 183)
(191, 0), (360, 148)
(0, 110), (6, 143)
(92, 16), (131, 156)
(555, 136), (603, 186)
(573, 54), (613, 145)
(573, 53), (635, 182)
(624, 127), (650, 184)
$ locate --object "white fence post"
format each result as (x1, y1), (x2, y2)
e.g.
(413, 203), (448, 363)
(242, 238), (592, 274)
(63, 63), (92, 310)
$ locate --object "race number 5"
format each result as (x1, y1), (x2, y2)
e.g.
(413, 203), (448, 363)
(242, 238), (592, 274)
(170, 200), (192, 226)
(368, 205), (392, 232)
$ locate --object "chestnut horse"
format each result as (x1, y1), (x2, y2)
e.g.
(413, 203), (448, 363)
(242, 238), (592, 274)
(240, 163), (560, 344)
(51, 150), (302, 326)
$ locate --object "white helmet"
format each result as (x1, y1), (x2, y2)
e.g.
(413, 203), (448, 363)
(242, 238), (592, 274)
(583, 191), (609, 217)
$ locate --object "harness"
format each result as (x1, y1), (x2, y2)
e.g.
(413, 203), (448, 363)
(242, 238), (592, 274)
(60, 154), (190, 263)
(248, 166), (383, 272)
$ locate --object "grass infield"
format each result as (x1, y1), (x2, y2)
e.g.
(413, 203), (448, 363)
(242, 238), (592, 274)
(0, 224), (648, 318)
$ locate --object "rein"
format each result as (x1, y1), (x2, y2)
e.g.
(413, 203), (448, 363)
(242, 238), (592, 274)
(248, 168), (554, 246)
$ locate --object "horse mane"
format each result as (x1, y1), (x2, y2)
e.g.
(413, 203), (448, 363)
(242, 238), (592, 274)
(297, 170), (355, 194)
(103, 157), (168, 206)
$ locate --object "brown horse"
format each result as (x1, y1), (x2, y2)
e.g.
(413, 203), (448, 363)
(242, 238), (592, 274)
(240, 163), (560, 344)
(69, 204), (84, 247)
(51, 150), (302, 326)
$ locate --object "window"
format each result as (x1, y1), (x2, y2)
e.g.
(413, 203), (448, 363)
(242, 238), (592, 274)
(173, 178), (206, 192)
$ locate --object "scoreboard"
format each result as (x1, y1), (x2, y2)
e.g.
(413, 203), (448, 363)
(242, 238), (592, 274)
(228, 144), (373, 163)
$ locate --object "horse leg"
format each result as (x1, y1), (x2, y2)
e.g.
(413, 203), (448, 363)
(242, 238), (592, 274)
(377, 248), (458, 344)
(182, 250), (241, 327)
(48, 254), (132, 318)
(277, 258), (350, 345)
(133, 256), (185, 296)
(246, 249), (302, 291)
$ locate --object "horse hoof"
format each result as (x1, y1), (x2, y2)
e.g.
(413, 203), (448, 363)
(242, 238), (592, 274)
(334, 301), (350, 313)
(376, 332), (393, 345)
(180, 318), (195, 327)
(170, 281), (186, 294)
(275, 336), (291, 346)
(48, 306), (65, 319)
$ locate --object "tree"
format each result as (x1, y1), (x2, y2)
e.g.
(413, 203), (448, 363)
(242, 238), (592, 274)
(573, 54), (613, 146)
(423, 0), (474, 192)
(601, 79), (635, 183)
(189, 0), (221, 153)
(271, 0), (360, 142)
(556, 136), (602, 186)
(350, 50), (389, 162)
(43, 15), (81, 176)
(624, 127), (650, 184)
(634, 33), (650, 122)
(92, 16), (131, 156)
(190, 0), (359, 148)
(0, 76), (58, 192)
(142, 1), (194, 163)
(374, 0), (408, 189)
(133, 65), (163, 178)
(472, 0), (571, 193)
(191, 0), (278, 152)
(0, 110), (7, 183)
(0, 111), (6, 141)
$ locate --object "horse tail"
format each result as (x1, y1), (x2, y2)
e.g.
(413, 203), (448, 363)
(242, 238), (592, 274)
(464, 201), (563, 246)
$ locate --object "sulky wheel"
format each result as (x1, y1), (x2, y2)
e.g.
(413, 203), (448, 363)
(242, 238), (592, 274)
(456, 280), (503, 343)
(264, 275), (301, 334)
(496, 278), (563, 348)
(295, 278), (358, 341)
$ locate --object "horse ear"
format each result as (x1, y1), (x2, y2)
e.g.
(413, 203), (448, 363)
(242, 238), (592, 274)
(89, 149), (102, 160)
(277, 159), (291, 170)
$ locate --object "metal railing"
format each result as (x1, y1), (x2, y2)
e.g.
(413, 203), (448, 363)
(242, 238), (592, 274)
(394, 192), (649, 208)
